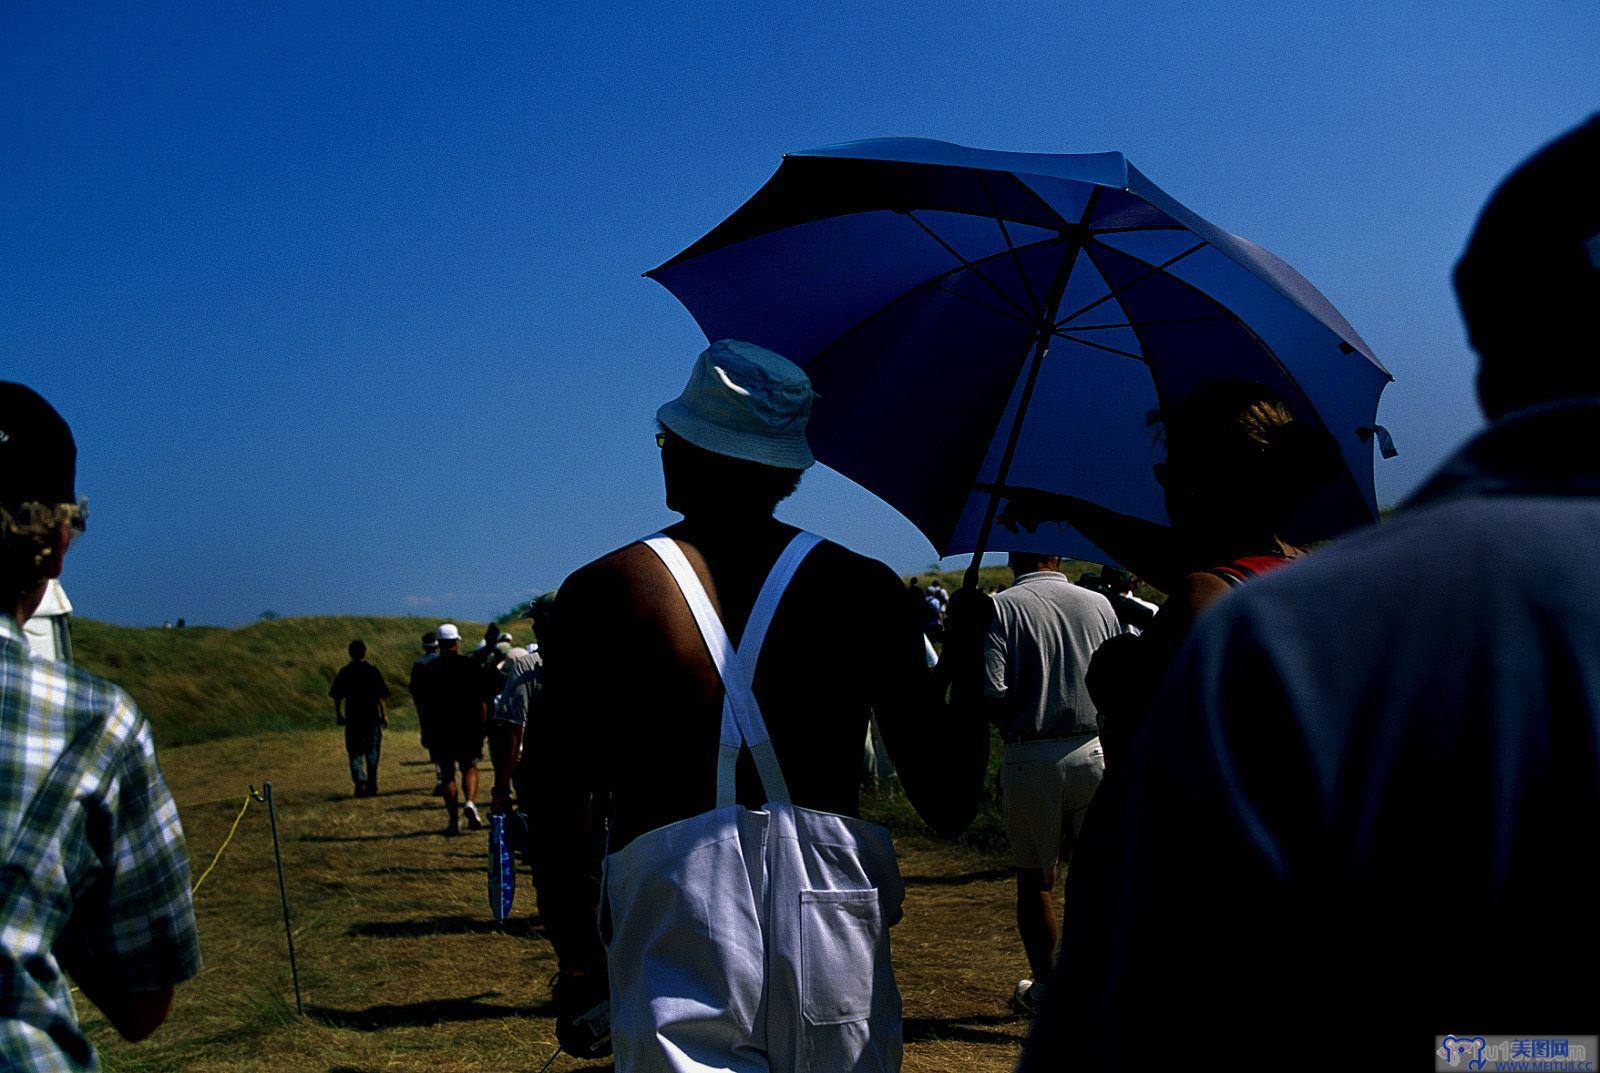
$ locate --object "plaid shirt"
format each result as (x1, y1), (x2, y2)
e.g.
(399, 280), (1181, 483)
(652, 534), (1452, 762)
(0, 615), (201, 1071)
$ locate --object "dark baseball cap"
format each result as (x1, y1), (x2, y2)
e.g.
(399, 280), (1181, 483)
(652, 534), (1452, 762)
(1455, 115), (1600, 375)
(0, 383), (76, 510)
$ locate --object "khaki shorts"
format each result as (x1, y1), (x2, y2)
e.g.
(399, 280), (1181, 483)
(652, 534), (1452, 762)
(1000, 735), (1105, 871)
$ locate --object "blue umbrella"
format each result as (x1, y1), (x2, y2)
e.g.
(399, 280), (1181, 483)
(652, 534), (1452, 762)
(647, 139), (1394, 585)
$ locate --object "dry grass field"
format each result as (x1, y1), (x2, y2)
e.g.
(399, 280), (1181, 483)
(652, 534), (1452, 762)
(81, 723), (1038, 1073)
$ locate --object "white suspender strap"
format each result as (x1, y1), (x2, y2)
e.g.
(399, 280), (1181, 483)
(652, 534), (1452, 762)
(643, 534), (747, 801)
(740, 531), (822, 672)
(641, 531), (820, 806)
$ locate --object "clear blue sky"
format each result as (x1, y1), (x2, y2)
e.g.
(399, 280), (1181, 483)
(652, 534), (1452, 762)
(4, 2), (1595, 626)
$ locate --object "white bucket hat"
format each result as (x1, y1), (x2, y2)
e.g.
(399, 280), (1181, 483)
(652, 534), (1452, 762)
(656, 339), (816, 470)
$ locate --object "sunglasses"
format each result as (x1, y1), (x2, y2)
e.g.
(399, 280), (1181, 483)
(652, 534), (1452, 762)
(656, 432), (667, 449)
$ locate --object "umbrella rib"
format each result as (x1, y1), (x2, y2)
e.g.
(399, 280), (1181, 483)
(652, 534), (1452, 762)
(1050, 333), (1145, 363)
(978, 173), (1042, 317)
(934, 282), (1034, 326)
(802, 235), (1067, 376)
(1060, 315), (1229, 331)
(1053, 241), (1207, 329)
(1089, 224), (1190, 234)
(903, 210), (1033, 321)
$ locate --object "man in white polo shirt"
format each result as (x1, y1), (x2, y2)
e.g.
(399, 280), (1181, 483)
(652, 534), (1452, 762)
(981, 551), (1118, 1016)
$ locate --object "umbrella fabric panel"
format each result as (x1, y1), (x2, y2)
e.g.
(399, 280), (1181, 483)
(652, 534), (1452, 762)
(657, 153), (1080, 269)
(802, 266), (1046, 550)
(943, 338), (1166, 558)
(1125, 164), (1383, 365)
(969, 336), (1167, 521)
(650, 208), (1060, 367)
(999, 340), (1167, 522)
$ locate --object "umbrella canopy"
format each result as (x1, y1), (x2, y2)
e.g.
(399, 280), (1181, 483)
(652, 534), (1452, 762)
(647, 138), (1393, 574)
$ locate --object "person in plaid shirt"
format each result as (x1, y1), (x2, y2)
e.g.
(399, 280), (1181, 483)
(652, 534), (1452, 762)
(0, 382), (201, 1071)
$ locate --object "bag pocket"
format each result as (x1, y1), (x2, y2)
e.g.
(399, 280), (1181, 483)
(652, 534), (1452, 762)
(800, 888), (882, 1026)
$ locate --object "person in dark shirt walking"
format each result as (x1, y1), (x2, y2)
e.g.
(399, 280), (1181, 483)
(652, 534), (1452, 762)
(409, 630), (443, 795)
(330, 638), (390, 797)
(420, 623), (487, 835)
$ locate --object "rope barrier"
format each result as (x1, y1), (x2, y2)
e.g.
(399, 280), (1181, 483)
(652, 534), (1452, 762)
(190, 794), (253, 896)
(183, 793), (261, 811)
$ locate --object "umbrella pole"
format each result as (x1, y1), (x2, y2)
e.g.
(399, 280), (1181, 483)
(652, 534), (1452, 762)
(961, 235), (1085, 591)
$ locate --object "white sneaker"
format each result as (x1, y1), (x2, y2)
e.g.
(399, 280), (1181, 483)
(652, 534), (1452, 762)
(1010, 978), (1043, 1018)
(464, 802), (483, 830)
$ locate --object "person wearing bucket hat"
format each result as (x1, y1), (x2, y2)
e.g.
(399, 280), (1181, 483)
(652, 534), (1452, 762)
(0, 384), (201, 1069)
(655, 339), (817, 470)
(525, 341), (990, 1068)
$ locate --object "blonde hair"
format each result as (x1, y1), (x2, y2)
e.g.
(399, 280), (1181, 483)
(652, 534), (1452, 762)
(0, 500), (87, 602)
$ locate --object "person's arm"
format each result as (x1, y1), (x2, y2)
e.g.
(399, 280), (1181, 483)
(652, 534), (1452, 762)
(998, 491), (1184, 593)
(378, 697), (388, 727)
(57, 696), (202, 1044)
(77, 983), (174, 1043)
(528, 568), (609, 978)
(867, 564), (989, 837)
(330, 669), (346, 725)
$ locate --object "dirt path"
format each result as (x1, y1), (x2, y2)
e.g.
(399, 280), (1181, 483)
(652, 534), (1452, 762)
(85, 728), (1031, 1072)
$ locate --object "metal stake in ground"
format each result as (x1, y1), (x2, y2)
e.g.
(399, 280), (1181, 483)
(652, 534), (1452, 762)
(251, 782), (303, 1015)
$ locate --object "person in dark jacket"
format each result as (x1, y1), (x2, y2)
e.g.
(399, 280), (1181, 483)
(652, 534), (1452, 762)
(1022, 114), (1600, 1073)
(330, 638), (390, 797)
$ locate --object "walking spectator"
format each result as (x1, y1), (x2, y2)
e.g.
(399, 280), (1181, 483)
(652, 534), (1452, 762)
(0, 382), (201, 1069)
(489, 641), (543, 814)
(956, 551), (1119, 1016)
(417, 623), (486, 835)
(408, 630), (443, 795)
(1022, 115), (1600, 1072)
(330, 638), (390, 797)
(529, 340), (989, 1067)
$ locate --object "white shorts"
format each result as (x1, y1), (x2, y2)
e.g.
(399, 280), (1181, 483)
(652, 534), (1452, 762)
(1000, 735), (1105, 871)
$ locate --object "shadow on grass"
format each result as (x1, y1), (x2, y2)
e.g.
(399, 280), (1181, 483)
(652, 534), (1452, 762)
(308, 991), (555, 1031)
(903, 867), (1012, 887)
(298, 829), (436, 843)
(903, 1013), (1023, 1046)
(363, 864), (485, 876)
(347, 914), (543, 938)
(320, 788), (415, 803)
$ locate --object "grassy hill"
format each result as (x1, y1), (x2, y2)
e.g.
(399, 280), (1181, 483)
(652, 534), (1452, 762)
(71, 615), (507, 746)
(68, 562), (1153, 749)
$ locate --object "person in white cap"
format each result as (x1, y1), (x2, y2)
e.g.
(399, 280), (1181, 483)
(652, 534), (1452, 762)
(413, 623), (487, 835)
(528, 339), (989, 1069)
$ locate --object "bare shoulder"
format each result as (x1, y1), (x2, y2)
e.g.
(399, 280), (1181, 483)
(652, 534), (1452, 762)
(558, 541), (662, 609)
(804, 539), (905, 592)
(1174, 570), (1234, 617)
